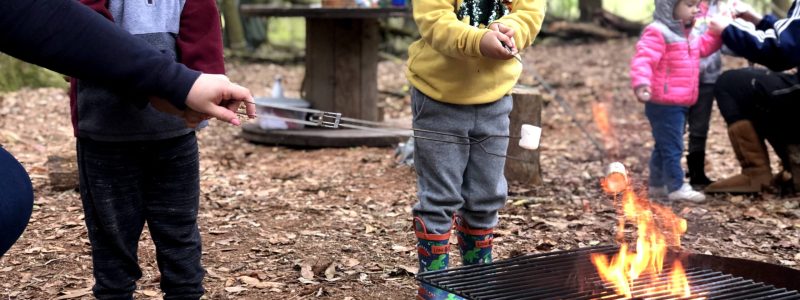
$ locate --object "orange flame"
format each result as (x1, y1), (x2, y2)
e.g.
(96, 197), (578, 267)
(592, 102), (617, 152)
(592, 165), (699, 299)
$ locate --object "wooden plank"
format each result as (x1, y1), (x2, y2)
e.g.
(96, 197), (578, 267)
(360, 19), (380, 121)
(332, 19), (363, 119)
(241, 123), (406, 148)
(304, 19), (336, 112)
(239, 6), (410, 18)
(504, 86), (543, 186)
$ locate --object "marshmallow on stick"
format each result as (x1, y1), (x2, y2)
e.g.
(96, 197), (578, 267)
(603, 162), (628, 194)
(519, 124), (542, 150)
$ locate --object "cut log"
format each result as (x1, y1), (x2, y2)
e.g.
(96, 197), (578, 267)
(46, 154), (78, 191)
(504, 85), (543, 186)
(547, 21), (624, 40)
(595, 10), (645, 36)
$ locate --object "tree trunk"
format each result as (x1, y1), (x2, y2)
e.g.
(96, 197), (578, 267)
(579, 0), (603, 22)
(221, 0), (248, 50)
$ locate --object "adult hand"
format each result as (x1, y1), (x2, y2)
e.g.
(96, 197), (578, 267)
(185, 74), (255, 126)
(488, 22), (517, 54)
(709, 15), (732, 35)
(635, 86), (651, 102)
(733, 1), (763, 25)
(480, 31), (516, 60)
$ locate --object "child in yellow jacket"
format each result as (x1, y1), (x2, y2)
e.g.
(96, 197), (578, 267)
(407, 0), (545, 299)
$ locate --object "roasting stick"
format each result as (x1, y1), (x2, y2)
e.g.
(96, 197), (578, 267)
(501, 42), (608, 161)
(235, 101), (542, 162)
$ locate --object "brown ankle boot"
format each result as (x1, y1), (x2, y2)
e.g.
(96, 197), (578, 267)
(705, 121), (772, 194)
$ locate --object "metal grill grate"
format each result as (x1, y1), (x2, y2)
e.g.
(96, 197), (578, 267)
(417, 246), (800, 300)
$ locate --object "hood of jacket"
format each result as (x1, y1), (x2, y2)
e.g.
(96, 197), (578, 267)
(654, 0), (688, 36)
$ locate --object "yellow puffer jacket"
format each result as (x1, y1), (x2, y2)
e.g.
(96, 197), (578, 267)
(405, 0), (546, 105)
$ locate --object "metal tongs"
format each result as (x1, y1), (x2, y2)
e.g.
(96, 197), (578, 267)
(239, 101), (532, 161)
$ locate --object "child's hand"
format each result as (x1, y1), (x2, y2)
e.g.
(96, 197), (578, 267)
(480, 31), (516, 60)
(709, 15), (732, 35)
(488, 23), (517, 54)
(635, 86), (651, 102)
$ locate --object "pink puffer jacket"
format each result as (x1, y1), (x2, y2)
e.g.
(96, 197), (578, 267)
(630, 22), (722, 106)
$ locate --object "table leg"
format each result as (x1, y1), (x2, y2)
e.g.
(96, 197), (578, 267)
(304, 18), (380, 121)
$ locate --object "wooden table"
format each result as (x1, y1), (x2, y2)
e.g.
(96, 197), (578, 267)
(240, 6), (411, 122)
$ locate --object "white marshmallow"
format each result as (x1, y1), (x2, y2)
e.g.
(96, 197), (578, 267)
(641, 91), (651, 102)
(519, 124), (542, 150)
(606, 162), (627, 180)
(604, 162), (629, 194)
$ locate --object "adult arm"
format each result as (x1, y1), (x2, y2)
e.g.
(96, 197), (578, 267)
(0, 0), (198, 110)
(722, 2), (800, 71)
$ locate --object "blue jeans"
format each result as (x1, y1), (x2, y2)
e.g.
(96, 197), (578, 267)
(77, 133), (204, 300)
(0, 147), (33, 257)
(646, 103), (688, 192)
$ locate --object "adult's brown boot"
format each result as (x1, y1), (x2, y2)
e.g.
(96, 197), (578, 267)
(705, 120), (772, 194)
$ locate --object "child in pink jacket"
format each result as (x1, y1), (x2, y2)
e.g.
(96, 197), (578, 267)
(630, 0), (726, 202)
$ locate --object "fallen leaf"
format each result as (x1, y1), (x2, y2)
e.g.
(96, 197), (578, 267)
(54, 288), (92, 300)
(224, 286), (247, 293)
(324, 262), (337, 280)
(779, 260), (797, 266)
(744, 207), (764, 218)
(239, 276), (261, 286)
(300, 262), (314, 280)
(298, 277), (320, 285)
(343, 258), (360, 268)
(391, 244), (413, 252)
(365, 224), (376, 234)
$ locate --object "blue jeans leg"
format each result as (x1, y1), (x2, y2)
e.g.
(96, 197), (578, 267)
(646, 103), (688, 192)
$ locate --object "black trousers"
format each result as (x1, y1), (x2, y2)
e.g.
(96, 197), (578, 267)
(687, 83), (716, 155)
(715, 68), (800, 164)
(77, 133), (204, 300)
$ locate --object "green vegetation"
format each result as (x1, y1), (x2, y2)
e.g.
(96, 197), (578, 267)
(0, 54), (66, 93)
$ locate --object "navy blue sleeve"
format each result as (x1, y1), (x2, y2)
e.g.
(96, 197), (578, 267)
(0, 0), (199, 109)
(721, 2), (800, 72)
(756, 14), (778, 31)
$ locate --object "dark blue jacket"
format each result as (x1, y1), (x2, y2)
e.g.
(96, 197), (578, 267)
(0, 0), (200, 110)
(722, 0), (800, 72)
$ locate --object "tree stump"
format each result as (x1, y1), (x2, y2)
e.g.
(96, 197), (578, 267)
(46, 154), (78, 191)
(504, 85), (543, 186)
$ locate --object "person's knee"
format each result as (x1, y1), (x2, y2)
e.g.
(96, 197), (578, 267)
(0, 149), (33, 257)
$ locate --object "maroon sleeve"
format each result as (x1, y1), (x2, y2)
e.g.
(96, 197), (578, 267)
(178, 0), (226, 75)
(79, 0), (113, 20)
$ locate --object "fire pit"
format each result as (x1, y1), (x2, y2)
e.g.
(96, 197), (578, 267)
(416, 245), (800, 300)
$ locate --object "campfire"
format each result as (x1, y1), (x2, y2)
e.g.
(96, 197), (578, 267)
(594, 162), (696, 299)
(417, 162), (800, 299)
